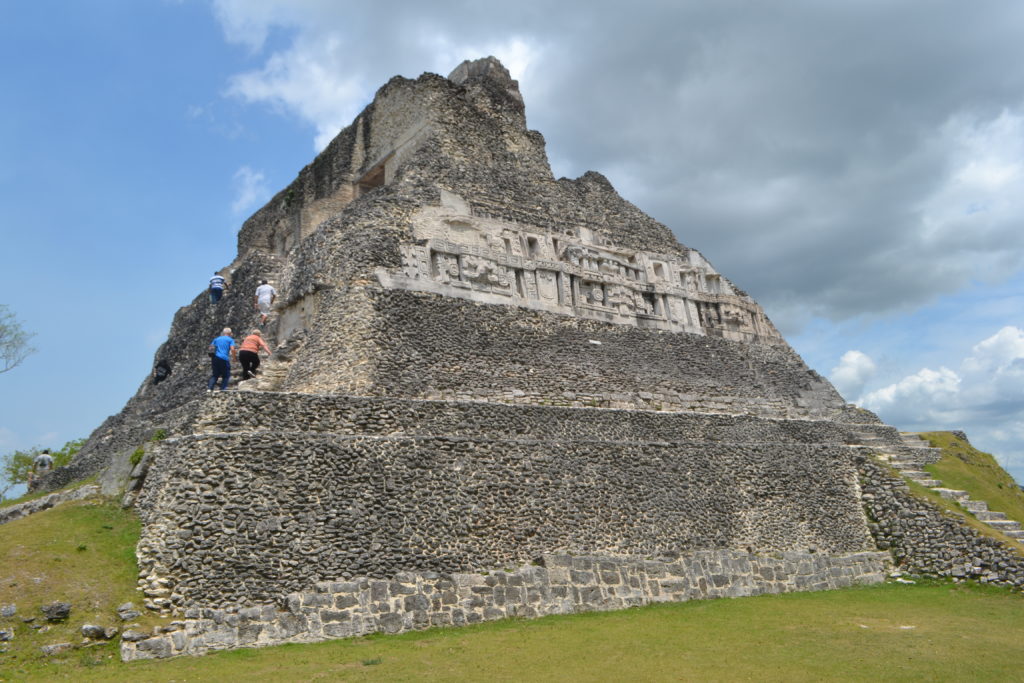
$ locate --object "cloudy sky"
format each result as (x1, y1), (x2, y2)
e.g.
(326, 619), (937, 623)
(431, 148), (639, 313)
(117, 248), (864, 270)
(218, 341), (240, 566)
(2, 0), (1023, 487)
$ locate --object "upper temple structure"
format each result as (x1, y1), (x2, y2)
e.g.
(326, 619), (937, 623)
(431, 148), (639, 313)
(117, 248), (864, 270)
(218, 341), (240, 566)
(35, 58), (1024, 660)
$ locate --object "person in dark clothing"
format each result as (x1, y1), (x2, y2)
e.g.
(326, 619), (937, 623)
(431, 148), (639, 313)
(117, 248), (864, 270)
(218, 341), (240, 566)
(153, 359), (172, 385)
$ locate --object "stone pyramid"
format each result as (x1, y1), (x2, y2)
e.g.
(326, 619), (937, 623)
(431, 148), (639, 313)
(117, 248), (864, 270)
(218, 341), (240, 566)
(43, 57), (954, 658)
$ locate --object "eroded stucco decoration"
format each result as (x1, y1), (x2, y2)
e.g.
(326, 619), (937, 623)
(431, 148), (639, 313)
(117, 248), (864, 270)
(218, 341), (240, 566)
(377, 191), (782, 344)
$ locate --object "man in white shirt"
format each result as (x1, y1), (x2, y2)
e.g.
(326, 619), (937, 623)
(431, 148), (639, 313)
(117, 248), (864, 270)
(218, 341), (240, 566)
(254, 280), (277, 324)
(30, 449), (55, 487)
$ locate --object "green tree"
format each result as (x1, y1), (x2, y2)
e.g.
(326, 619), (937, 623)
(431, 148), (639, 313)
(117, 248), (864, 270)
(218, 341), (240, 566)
(0, 304), (36, 374)
(0, 438), (84, 501)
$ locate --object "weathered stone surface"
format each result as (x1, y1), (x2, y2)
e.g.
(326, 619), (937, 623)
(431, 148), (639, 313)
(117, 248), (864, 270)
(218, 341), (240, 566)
(41, 602), (71, 622)
(0, 604), (15, 618)
(40, 642), (72, 656)
(81, 624), (117, 640)
(117, 602), (141, 621)
(133, 419), (874, 608)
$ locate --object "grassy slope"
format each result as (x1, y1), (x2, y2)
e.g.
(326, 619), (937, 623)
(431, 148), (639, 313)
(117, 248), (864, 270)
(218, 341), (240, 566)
(0, 499), (161, 677)
(922, 431), (1024, 526)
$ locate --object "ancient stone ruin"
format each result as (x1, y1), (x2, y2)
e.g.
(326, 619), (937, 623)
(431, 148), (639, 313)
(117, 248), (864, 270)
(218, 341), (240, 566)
(35, 57), (1024, 659)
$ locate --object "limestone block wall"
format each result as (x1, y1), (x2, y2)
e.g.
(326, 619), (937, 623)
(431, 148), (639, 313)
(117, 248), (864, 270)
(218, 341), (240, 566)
(134, 424), (873, 610)
(121, 550), (889, 660)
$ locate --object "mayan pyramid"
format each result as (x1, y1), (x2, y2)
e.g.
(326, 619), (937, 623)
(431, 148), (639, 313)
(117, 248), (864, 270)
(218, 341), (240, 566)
(44, 57), (1020, 659)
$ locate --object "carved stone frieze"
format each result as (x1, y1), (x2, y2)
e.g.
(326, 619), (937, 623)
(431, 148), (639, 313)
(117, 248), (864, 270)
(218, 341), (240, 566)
(376, 193), (782, 344)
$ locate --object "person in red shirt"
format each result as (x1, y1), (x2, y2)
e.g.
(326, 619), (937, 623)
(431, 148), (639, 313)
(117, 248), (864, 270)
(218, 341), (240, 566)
(238, 329), (272, 380)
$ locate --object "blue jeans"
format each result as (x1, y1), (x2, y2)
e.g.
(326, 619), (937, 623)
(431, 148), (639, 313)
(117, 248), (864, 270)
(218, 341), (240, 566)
(209, 357), (230, 390)
(209, 287), (223, 303)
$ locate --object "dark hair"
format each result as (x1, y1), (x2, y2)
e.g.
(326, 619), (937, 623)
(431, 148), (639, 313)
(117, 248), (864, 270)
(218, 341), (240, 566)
(261, 280), (268, 284)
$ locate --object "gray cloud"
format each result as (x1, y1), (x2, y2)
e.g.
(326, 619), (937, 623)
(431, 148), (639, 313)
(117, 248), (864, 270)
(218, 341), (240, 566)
(212, 0), (1024, 333)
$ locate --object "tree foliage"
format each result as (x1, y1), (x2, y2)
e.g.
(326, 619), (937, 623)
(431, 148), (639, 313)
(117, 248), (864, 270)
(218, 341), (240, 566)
(0, 304), (36, 374)
(0, 438), (84, 501)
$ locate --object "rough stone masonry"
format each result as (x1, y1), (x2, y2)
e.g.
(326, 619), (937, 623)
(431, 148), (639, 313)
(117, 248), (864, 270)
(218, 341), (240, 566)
(31, 57), (1022, 660)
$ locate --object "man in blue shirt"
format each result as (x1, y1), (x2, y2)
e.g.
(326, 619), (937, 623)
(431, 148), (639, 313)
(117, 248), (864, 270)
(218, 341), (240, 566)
(207, 327), (236, 392)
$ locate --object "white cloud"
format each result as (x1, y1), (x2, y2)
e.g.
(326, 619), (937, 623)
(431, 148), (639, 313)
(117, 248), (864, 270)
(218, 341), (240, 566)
(226, 38), (368, 151)
(861, 366), (961, 425)
(961, 325), (1024, 374)
(828, 350), (876, 402)
(231, 165), (270, 215)
(220, 8), (545, 152)
(212, 0), (308, 51)
(917, 110), (1024, 273)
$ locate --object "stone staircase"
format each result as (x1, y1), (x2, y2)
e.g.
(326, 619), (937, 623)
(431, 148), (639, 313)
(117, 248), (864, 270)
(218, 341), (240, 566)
(229, 254), (293, 392)
(235, 329), (303, 393)
(853, 429), (1024, 542)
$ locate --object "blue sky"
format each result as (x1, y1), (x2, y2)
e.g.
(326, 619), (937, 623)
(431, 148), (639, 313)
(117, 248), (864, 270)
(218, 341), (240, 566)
(2, 1), (1023, 489)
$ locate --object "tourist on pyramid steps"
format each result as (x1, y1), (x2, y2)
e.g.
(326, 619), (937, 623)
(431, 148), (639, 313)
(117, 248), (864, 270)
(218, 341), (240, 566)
(152, 359), (172, 385)
(29, 449), (54, 486)
(254, 279), (277, 324)
(207, 327), (236, 392)
(209, 272), (228, 304)
(238, 329), (271, 380)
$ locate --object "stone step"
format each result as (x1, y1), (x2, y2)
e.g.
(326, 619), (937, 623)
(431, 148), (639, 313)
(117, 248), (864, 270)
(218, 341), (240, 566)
(899, 432), (929, 445)
(903, 477), (942, 488)
(888, 455), (938, 466)
(964, 500), (989, 513)
(1002, 530), (1024, 540)
(975, 511), (1007, 522)
(933, 488), (970, 502)
(899, 470), (931, 478)
(986, 519), (1021, 532)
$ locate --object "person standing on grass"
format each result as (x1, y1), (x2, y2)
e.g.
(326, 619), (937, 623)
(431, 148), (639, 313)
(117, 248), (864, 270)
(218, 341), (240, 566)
(254, 279), (277, 324)
(207, 327), (236, 392)
(238, 329), (271, 380)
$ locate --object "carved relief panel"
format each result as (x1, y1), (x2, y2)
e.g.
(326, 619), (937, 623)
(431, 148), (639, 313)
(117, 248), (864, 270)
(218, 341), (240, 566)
(376, 194), (783, 344)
